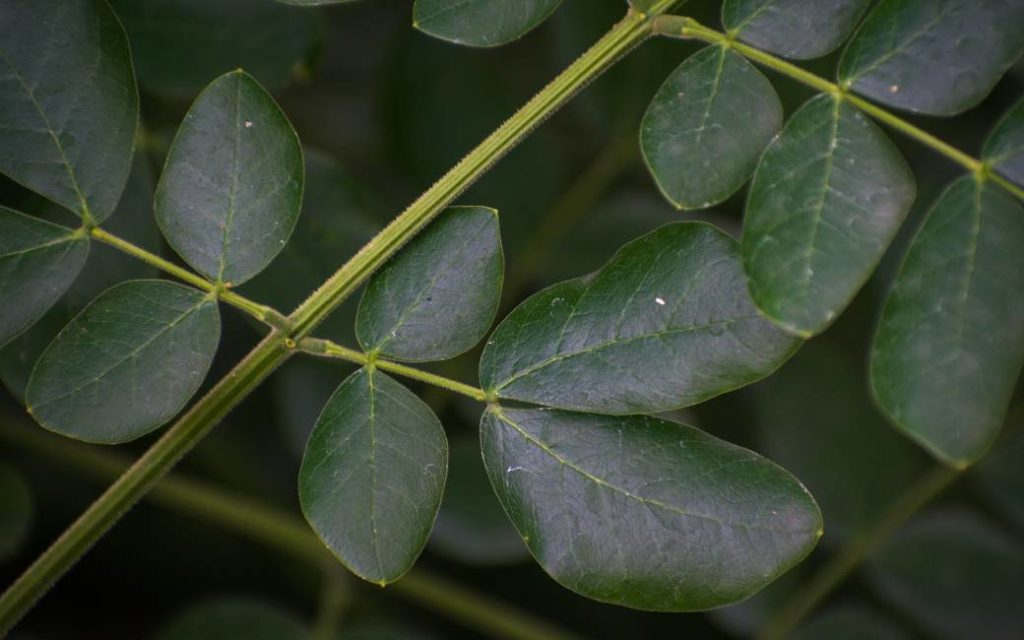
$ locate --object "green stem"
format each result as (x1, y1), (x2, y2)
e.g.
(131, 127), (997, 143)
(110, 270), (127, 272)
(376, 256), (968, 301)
(312, 568), (349, 640)
(651, 15), (1024, 201)
(298, 338), (488, 403)
(89, 228), (290, 329)
(758, 465), (961, 640)
(0, 420), (581, 640)
(0, 4), (685, 631)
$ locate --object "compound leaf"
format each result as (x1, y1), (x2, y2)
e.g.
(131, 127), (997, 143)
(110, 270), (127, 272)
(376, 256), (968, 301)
(838, 0), (1024, 115)
(413, 0), (563, 47)
(25, 280), (221, 444)
(0, 208), (89, 348)
(641, 45), (782, 209)
(155, 71), (303, 286)
(0, 0), (137, 222)
(480, 222), (800, 415)
(0, 464), (33, 561)
(870, 176), (1024, 466)
(866, 509), (1024, 640)
(983, 97), (1024, 187)
(722, 0), (871, 59)
(357, 206), (503, 362)
(158, 597), (306, 640)
(481, 407), (822, 611)
(742, 94), (915, 337)
(299, 367), (447, 584)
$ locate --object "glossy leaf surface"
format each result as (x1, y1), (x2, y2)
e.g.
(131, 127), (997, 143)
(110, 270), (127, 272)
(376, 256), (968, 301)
(838, 0), (1024, 115)
(722, 0), (871, 59)
(481, 407), (822, 611)
(480, 222), (800, 415)
(158, 597), (306, 640)
(357, 207), (503, 361)
(0, 208), (89, 347)
(867, 510), (1024, 640)
(641, 45), (782, 209)
(413, 0), (563, 47)
(0, 0), (137, 221)
(155, 71), (303, 286)
(26, 280), (221, 444)
(300, 368), (447, 584)
(870, 177), (1024, 466)
(0, 464), (32, 560)
(983, 97), (1024, 187)
(743, 94), (915, 336)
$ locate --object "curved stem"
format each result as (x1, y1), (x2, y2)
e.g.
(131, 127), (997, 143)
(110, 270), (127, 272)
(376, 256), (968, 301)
(651, 15), (1024, 201)
(0, 420), (582, 640)
(298, 338), (488, 402)
(0, 4), (686, 632)
(758, 465), (961, 640)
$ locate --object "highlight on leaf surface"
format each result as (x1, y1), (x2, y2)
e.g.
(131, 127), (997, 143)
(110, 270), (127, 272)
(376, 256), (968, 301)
(157, 597), (307, 640)
(480, 222), (800, 415)
(641, 44), (783, 209)
(721, 0), (871, 60)
(155, 70), (304, 286)
(742, 94), (916, 337)
(870, 176), (1024, 467)
(25, 280), (221, 444)
(481, 407), (823, 611)
(357, 206), (503, 362)
(299, 367), (447, 584)
(0, 207), (89, 348)
(0, 0), (138, 222)
(413, 0), (563, 47)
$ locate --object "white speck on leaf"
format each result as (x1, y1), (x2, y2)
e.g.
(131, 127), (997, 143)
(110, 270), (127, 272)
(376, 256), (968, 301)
(244, 120), (253, 128)
(889, 84), (899, 93)
(655, 297), (666, 306)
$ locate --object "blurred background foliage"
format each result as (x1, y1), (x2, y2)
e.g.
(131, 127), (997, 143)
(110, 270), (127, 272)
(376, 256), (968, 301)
(1, 0), (1022, 638)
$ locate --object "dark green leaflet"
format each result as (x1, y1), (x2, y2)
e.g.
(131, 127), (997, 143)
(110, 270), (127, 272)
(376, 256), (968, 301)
(480, 222), (800, 415)
(25, 280), (221, 444)
(481, 407), (822, 611)
(641, 45), (782, 209)
(838, 0), (1024, 115)
(413, 0), (563, 47)
(157, 597), (306, 640)
(722, 0), (871, 60)
(742, 94), (915, 337)
(0, 464), (33, 560)
(357, 206), (503, 362)
(0, 208), (89, 348)
(792, 605), (911, 640)
(299, 367), (447, 584)
(0, 0), (137, 221)
(870, 177), (1024, 466)
(155, 71), (304, 286)
(974, 428), (1024, 530)
(983, 97), (1024, 187)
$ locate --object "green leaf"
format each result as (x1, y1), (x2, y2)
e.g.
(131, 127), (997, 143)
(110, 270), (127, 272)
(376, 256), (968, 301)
(25, 280), (221, 444)
(974, 428), (1024, 530)
(480, 222), (800, 415)
(838, 0), (1024, 115)
(110, 0), (321, 95)
(481, 407), (822, 611)
(792, 605), (911, 640)
(158, 597), (306, 640)
(983, 97), (1024, 187)
(357, 206), (503, 362)
(0, 207), (89, 348)
(742, 94), (916, 337)
(413, 0), (563, 47)
(753, 343), (927, 543)
(866, 509), (1024, 640)
(722, 0), (871, 60)
(870, 176), (1024, 466)
(0, 464), (33, 561)
(640, 45), (782, 209)
(155, 71), (304, 286)
(0, 0), (137, 221)
(430, 439), (528, 565)
(299, 367), (447, 584)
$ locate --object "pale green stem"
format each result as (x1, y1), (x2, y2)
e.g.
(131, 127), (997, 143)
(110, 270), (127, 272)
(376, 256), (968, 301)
(0, 4), (685, 632)
(312, 567), (349, 640)
(651, 15), (1024, 201)
(0, 420), (581, 640)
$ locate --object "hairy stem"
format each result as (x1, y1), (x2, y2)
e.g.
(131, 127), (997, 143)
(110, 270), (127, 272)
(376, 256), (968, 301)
(758, 465), (961, 639)
(0, 3), (685, 631)
(652, 15), (1024, 201)
(0, 420), (581, 640)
